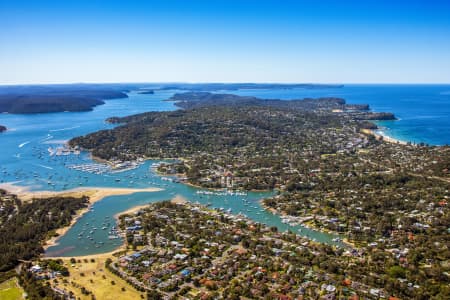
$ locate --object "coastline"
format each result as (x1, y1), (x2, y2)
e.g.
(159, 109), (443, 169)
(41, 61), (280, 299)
(91, 152), (269, 193)
(113, 194), (188, 220)
(45, 247), (127, 261)
(46, 195), (187, 261)
(42, 186), (163, 251)
(0, 182), (162, 203)
(259, 199), (355, 248)
(259, 199), (281, 215)
(360, 128), (408, 145)
(0, 183), (163, 251)
(44, 205), (92, 251)
(177, 176), (273, 193)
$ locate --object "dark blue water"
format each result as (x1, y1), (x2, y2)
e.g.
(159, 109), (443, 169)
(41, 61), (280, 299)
(0, 85), (448, 256)
(231, 84), (450, 146)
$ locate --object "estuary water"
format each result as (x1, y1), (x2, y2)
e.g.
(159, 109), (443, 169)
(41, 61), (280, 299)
(0, 85), (449, 256)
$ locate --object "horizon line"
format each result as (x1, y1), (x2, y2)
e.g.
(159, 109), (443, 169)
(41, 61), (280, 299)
(1, 81), (450, 87)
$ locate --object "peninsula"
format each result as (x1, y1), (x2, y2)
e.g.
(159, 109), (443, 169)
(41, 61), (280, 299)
(106, 201), (389, 299)
(0, 185), (164, 298)
(68, 92), (450, 299)
(0, 188), (89, 272)
(0, 83), (346, 114)
(0, 84), (128, 114)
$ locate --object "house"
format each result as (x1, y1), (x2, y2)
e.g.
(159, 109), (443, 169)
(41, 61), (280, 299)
(30, 265), (42, 273)
(174, 253), (188, 260)
(141, 260), (152, 267)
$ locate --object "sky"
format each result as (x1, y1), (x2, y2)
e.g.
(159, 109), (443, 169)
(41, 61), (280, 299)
(1, 0), (450, 84)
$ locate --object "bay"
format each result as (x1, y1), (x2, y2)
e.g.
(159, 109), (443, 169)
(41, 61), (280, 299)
(0, 85), (448, 256)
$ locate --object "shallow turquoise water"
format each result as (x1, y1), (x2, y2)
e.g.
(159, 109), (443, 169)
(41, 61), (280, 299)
(231, 84), (450, 146)
(0, 86), (448, 256)
(0, 90), (340, 256)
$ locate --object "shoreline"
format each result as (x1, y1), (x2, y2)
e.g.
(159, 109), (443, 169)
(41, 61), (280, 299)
(45, 246), (127, 261)
(41, 186), (163, 251)
(259, 199), (281, 215)
(45, 195), (188, 261)
(113, 194), (188, 220)
(0, 182), (163, 203)
(0, 182), (163, 251)
(90, 152), (271, 193)
(177, 176), (273, 193)
(360, 128), (408, 145)
(259, 199), (355, 248)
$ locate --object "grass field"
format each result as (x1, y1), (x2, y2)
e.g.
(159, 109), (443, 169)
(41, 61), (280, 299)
(0, 278), (25, 300)
(48, 254), (145, 300)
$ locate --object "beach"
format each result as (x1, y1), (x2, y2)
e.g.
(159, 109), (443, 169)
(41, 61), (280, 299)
(0, 182), (162, 203)
(113, 194), (187, 220)
(0, 182), (163, 250)
(45, 194), (188, 259)
(360, 128), (408, 145)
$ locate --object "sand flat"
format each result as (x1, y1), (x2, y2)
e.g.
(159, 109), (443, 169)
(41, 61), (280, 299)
(0, 182), (163, 203)
(0, 182), (163, 251)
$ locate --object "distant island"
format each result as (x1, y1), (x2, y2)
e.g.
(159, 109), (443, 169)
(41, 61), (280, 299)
(0, 83), (345, 114)
(155, 83), (344, 91)
(167, 92), (395, 120)
(0, 125), (6, 133)
(77, 92), (401, 174)
(0, 84), (129, 114)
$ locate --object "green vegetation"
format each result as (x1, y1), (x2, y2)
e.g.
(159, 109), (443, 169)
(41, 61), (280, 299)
(0, 190), (88, 299)
(70, 92), (450, 299)
(42, 256), (145, 300)
(0, 189), (88, 272)
(0, 278), (24, 300)
(114, 201), (437, 299)
(18, 270), (62, 299)
(168, 91), (371, 113)
(0, 85), (128, 114)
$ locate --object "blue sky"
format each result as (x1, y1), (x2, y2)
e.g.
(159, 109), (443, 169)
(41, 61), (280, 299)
(1, 0), (450, 84)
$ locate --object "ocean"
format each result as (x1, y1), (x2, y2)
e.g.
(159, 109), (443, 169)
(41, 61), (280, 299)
(230, 84), (450, 146)
(0, 84), (448, 256)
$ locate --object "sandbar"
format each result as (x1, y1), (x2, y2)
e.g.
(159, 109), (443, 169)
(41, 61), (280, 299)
(0, 182), (163, 251)
(0, 182), (162, 203)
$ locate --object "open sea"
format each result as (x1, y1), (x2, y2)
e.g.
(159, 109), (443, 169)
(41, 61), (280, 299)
(231, 84), (450, 146)
(0, 84), (448, 256)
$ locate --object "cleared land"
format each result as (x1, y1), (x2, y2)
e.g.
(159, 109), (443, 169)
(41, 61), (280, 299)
(48, 254), (144, 300)
(0, 278), (25, 300)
